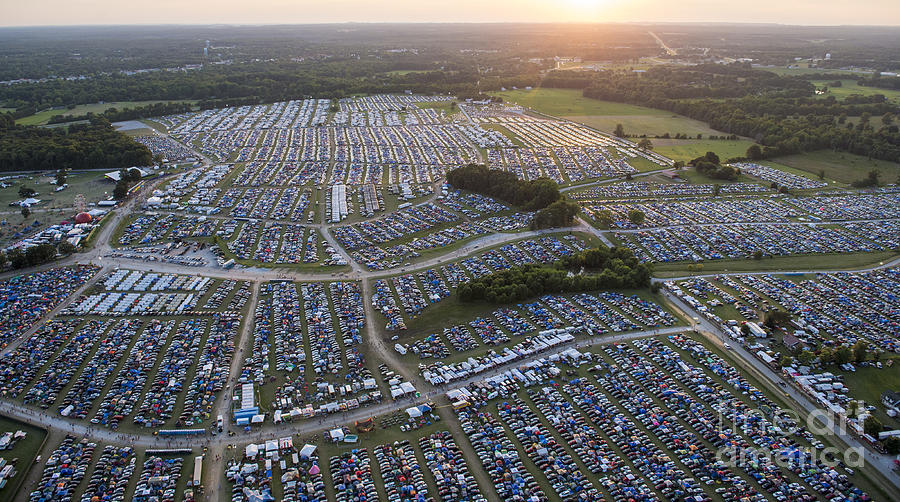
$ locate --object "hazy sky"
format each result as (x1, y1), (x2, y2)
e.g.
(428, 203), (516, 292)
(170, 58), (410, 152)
(3, 0), (899, 26)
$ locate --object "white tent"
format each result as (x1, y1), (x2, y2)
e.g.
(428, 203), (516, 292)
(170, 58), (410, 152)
(245, 444), (259, 458)
(329, 429), (345, 441)
(105, 168), (148, 182)
(299, 444), (317, 460)
(405, 407), (423, 418)
(18, 198), (41, 207)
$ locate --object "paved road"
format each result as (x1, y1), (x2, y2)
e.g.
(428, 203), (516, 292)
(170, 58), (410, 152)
(0, 325), (674, 448)
(649, 31), (677, 56)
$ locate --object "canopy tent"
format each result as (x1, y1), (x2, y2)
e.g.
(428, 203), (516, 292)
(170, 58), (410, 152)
(299, 444), (317, 460)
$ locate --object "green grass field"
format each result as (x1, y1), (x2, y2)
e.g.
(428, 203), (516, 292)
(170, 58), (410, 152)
(653, 139), (758, 162)
(626, 155), (664, 172)
(0, 170), (112, 208)
(756, 159), (846, 187)
(493, 88), (663, 117)
(768, 150), (900, 185)
(811, 80), (900, 104)
(414, 100), (457, 116)
(491, 88), (732, 137)
(651, 251), (899, 278)
(15, 100), (196, 126)
(839, 359), (900, 429)
(0, 170), (114, 247)
(677, 167), (757, 185)
(0, 416), (47, 502)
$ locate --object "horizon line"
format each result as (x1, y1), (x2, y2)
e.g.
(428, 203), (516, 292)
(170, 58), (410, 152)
(2, 21), (900, 29)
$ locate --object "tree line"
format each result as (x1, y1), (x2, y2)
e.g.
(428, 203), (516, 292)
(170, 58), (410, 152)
(457, 245), (651, 304)
(0, 242), (74, 271)
(0, 61), (481, 111)
(0, 115), (152, 173)
(445, 164), (580, 229)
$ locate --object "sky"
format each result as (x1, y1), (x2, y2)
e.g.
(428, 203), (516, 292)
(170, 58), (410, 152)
(2, 0), (899, 27)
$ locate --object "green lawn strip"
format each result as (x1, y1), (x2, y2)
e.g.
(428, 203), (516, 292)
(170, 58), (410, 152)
(213, 164), (246, 192)
(809, 80), (900, 104)
(625, 155), (663, 172)
(109, 212), (140, 248)
(651, 251), (900, 278)
(653, 139), (758, 163)
(490, 87), (733, 138)
(492, 88), (668, 117)
(566, 115), (727, 138)
(15, 101), (195, 126)
(768, 150), (900, 185)
(0, 415), (47, 502)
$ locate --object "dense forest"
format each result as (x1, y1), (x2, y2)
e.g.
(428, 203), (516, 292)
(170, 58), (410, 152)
(446, 164), (561, 210)
(446, 164), (581, 228)
(0, 115), (152, 172)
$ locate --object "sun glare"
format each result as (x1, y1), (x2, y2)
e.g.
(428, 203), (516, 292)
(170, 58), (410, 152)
(567, 0), (604, 8)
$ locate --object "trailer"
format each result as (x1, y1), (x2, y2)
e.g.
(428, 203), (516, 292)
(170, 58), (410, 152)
(192, 455), (203, 488)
